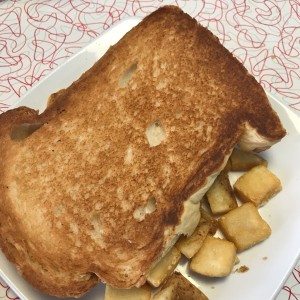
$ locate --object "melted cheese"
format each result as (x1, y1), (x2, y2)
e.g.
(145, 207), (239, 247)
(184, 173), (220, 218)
(238, 123), (275, 151)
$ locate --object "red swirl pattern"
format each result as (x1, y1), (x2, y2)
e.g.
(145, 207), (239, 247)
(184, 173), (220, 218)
(0, 0), (300, 299)
(0, 0), (300, 115)
(0, 277), (19, 300)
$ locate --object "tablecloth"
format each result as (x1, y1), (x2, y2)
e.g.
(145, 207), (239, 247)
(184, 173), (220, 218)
(0, 1), (299, 299)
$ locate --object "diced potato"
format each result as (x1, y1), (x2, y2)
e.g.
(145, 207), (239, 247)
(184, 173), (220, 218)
(176, 222), (210, 259)
(147, 247), (181, 287)
(206, 171), (238, 214)
(176, 205), (219, 259)
(234, 165), (282, 207)
(218, 202), (271, 252)
(104, 284), (151, 300)
(190, 236), (236, 277)
(229, 148), (268, 171)
(152, 272), (208, 300)
(200, 206), (218, 235)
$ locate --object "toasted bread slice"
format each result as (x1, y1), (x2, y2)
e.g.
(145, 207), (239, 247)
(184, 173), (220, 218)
(0, 5), (285, 298)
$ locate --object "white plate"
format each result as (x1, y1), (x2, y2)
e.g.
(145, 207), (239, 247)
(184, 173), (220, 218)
(1, 17), (300, 300)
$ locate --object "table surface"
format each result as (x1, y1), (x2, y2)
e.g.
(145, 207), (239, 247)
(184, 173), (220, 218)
(0, 1), (299, 299)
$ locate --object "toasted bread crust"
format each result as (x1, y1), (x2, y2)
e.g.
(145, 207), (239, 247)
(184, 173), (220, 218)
(0, 6), (285, 297)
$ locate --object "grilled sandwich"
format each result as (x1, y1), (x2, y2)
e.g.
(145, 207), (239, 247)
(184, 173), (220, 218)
(0, 5), (285, 298)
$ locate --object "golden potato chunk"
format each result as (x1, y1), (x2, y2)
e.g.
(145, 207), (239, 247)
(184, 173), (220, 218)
(147, 247), (181, 287)
(200, 206), (219, 235)
(229, 148), (268, 171)
(152, 272), (208, 300)
(219, 202), (271, 252)
(206, 171), (238, 214)
(234, 165), (282, 207)
(104, 284), (151, 300)
(176, 206), (218, 259)
(176, 221), (210, 259)
(190, 236), (236, 277)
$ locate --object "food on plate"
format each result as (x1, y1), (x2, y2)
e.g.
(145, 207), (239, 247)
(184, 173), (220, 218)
(190, 236), (237, 277)
(104, 284), (151, 300)
(206, 170), (238, 214)
(234, 256), (240, 265)
(152, 272), (208, 300)
(175, 216), (210, 259)
(228, 148), (268, 171)
(234, 165), (282, 207)
(218, 202), (272, 252)
(234, 265), (249, 273)
(0, 5), (286, 298)
(147, 247), (181, 288)
(176, 207), (217, 259)
(200, 206), (219, 235)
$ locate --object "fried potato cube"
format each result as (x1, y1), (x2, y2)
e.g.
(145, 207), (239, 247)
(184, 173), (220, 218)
(152, 272), (208, 300)
(206, 171), (238, 214)
(176, 205), (219, 259)
(104, 284), (151, 300)
(147, 247), (181, 287)
(200, 206), (218, 235)
(229, 148), (268, 171)
(176, 221), (210, 259)
(190, 236), (236, 277)
(219, 202), (271, 252)
(234, 165), (282, 207)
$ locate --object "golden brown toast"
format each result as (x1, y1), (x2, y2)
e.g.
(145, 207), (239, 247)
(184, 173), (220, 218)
(0, 6), (285, 298)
